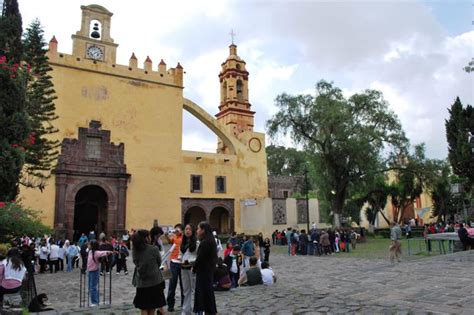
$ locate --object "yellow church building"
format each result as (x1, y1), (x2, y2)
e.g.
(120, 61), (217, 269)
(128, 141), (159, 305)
(19, 4), (268, 240)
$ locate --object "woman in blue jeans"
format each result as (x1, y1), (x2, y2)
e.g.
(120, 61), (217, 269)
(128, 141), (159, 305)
(86, 240), (112, 306)
(67, 241), (78, 272)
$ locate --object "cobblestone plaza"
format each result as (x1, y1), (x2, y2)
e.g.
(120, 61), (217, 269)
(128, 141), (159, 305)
(32, 250), (474, 315)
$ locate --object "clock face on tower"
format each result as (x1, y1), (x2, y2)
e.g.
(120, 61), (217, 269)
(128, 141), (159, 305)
(86, 45), (104, 60)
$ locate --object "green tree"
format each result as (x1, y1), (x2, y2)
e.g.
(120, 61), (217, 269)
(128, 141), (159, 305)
(0, 0), (29, 201)
(430, 163), (457, 223)
(360, 175), (391, 232)
(0, 0), (22, 63)
(445, 97), (473, 189)
(267, 80), (407, 226)
(0, 202), (51, 242)
(22, 19), (59, 190)
(266, 145), (308, 176)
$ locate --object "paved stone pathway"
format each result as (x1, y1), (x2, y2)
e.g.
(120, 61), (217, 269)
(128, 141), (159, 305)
(31, 250), (474, 314)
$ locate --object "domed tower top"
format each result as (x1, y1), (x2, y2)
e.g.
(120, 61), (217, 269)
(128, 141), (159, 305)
(216, 43), (254, 141)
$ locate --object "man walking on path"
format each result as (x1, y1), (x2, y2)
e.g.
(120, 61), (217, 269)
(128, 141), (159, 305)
(389, 222), (402, 263)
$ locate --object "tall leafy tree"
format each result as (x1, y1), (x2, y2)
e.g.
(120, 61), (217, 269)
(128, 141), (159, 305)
(430, 162), (457, 223)
(267, 80), (407, 226)
(388, 144), (444, 224)
(22, 19), (59, 190)
(445, 97), (474, 189)
(0, 0), (29, 201)
(0, 0), (22, 63)
(266, 145), (308, 176)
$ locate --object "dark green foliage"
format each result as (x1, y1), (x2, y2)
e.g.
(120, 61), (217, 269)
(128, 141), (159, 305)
(388, 145), (426, 224)
(0, 0), (22, 63)
(0, 0), (29, 201)
(0, 57), (29, 201)
(22, 19), (59, 190)
(445, 97), (474, 190)
(267, 80), (407, 226)
(266, 145), (308, 176)
(361, 175), (391, 227)
(0, 202), (51, 242)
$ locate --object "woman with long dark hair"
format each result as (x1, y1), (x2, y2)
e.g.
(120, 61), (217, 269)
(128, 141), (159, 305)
(0, 248), (27, 306)
(87, 240), (112, 306)
(193, 221), (217, 315)
(180, 224), (198, 315)
(132, 229), (166, 315)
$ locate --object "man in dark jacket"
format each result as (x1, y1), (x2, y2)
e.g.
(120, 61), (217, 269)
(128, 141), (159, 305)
(311, 229), (321, 256)
(458, 223), (474, 250)
(241, 236), (254, 271)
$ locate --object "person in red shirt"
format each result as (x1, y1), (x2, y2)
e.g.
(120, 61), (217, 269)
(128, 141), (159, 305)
(164, 224), (183, 312)
(428, 224), (436, 234)
(223, 242), (233, 257)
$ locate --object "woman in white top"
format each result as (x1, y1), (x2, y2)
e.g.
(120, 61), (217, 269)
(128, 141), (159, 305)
(260, 261), (276, 285)
(38, 240), (49, 273)
(48, 241), (60, 273)
(0, 248), (26, 305)
(180, 224), (199, 315)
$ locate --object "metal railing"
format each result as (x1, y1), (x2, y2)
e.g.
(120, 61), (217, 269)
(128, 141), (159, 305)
(79, 270), (112, 308)
(406, 233), (461, 256)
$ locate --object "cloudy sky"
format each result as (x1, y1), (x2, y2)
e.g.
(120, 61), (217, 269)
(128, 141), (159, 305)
(18, 0), (472, 159)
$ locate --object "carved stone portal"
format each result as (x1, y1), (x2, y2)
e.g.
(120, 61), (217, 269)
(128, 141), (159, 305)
(53, 121), (130, 240)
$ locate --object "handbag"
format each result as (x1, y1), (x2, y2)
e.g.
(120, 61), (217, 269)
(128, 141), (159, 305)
(160, 245), (174, 281)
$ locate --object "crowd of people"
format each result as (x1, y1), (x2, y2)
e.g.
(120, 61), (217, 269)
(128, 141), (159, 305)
(271, 224), (363, 256)
(0, 223), (278, 315)
(418, 221), (474, 251)
(2, 218), (473, 314)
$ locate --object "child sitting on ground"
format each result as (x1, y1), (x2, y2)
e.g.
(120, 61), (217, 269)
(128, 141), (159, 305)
(260, 261), (276, 285)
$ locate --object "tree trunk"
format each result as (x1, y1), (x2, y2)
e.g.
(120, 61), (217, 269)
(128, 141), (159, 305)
(333, 213), (341, 227)
(368, 223), (375, 234)
(332, 194), (345, 227)
(378, 209), (391, 226)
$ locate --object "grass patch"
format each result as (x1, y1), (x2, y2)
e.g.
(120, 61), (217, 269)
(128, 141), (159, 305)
(270, 237), (442, 260)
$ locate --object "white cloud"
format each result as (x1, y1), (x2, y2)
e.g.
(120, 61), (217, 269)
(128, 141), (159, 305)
(17, 0), (473, 159)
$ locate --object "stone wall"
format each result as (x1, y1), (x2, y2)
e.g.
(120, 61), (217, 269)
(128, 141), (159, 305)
(240, 197), (329, 237)
(268, 175), (304, 199)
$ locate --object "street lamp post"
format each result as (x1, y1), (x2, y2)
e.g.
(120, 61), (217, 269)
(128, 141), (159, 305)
(304, 165), (310, 233)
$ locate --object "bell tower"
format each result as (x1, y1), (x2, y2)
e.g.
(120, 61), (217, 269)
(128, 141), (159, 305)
(216, 44), (255, 139)
(71, 5), (118, 63)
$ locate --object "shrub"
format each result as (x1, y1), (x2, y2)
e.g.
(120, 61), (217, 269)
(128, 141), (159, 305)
(0, 201), (51, 242)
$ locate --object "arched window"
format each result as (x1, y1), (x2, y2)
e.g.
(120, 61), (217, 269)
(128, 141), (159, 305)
(89, 20), (102, 39)
(236, 64), (241, 70)
(236, 80), (243, 101)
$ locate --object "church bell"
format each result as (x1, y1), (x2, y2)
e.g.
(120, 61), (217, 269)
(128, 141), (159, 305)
(90, 23), (101, 39)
